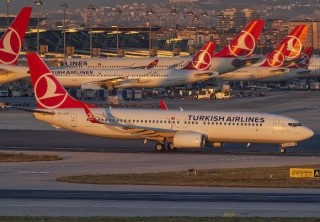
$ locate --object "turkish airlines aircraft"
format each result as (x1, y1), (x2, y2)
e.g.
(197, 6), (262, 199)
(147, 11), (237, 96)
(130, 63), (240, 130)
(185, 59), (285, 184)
(261, 47), (313, 82)
(216, 25), (309, 81)
(52, 41), (216, 89)
(0, 7), (32, 85)
(63, 20), (265, 73)
(17, 52), (313, 153)
(297, 56), (320, 78)
(0, 42), (215, 88)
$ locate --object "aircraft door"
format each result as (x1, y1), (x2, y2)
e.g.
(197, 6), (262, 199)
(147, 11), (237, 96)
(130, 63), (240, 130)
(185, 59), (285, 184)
(71, 113), (77, 128)
(272, 119), (279, 133)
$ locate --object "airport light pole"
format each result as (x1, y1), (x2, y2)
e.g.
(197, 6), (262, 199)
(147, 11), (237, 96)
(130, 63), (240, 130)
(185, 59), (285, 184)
(86, 4), (95, 57)
(34, 0), (43, 54)
(193, 15), (199, 50)
(6, 0), (14, 28)
(113, 7), (122, 56)
(60, 2), (69, 59)
(146, 8), (154, 54)
(170, 8), (177, 55)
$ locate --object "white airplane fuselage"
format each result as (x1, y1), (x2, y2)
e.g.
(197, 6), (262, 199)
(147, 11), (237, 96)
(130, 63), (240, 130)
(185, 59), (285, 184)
(64, 56), (261, 74)
(51, 68), (214, 89)
(217, 66), (291, 81)
(34, 108), (313, 147)
(0, 65), (213, 88)
(0, 56), (262, 86)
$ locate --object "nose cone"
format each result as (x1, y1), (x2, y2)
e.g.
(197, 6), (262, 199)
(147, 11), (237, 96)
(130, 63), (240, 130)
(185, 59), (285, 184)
(302, 127), (314, 140)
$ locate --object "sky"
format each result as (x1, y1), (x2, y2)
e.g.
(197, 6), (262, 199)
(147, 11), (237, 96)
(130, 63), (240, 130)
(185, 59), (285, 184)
(0, 0), (161, 14)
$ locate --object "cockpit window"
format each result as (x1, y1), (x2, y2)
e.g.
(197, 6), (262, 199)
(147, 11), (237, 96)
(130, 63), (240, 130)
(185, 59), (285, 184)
(288, 122), (302, 127)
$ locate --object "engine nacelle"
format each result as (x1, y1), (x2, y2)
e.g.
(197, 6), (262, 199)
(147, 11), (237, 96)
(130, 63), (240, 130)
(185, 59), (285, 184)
(173, 132), (205, 148)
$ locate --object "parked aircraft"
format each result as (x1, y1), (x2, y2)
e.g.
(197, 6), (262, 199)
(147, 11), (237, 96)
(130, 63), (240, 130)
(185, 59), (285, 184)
(216, 25), (309, 81)
(52, 41), (217, 89)
(0, 7), (32, 85)
(0, 20), (264, 86)
(14, 52), (313, 153)
(62, 20), (265, 74)
(2, 42), (216, 89)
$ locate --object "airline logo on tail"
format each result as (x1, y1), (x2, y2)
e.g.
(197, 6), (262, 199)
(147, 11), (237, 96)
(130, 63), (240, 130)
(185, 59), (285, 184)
(214, 20), (264, 57)
(0, 28), (21, 64)
(191, 50), (212, 70)
(265, 43), (286, 67)
(34, 73), (68, 109)
(184, 42), (214, 70)
(267, 50), (285, 67)
(228, 31), (256, 57)
(282, 35), (302, 59)
(280, 25), (308, 59)
(0, 7), (32, 65)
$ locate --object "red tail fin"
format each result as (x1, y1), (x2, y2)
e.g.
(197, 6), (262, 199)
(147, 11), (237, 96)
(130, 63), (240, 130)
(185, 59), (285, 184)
(0, 7), (32, 65)
(214, 20), (265, 57)
(26, 53), (95, 109)
(261, 25), (309, 67)
(183, 42), (215, 70)
(280, 25), (309, 60)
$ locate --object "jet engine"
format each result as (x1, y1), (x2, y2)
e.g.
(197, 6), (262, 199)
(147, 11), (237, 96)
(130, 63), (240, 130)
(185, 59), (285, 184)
(172, 132), (206, 148)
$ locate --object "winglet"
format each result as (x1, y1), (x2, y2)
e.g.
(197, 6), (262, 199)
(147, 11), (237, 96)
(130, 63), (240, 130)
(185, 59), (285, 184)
(83, 104), (101, 123)
(0, 7), (32, 65)
(183, 42), (215, 70)
(160, 100), (168, 110)
(214, 20), (265, 58)
(146, 58), (159, 69)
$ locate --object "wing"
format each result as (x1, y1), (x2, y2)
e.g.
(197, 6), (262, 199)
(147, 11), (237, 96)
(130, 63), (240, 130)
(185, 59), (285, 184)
(83, 105), (175, 141)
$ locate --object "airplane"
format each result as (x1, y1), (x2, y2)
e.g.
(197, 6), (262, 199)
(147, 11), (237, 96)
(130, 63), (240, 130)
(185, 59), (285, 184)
(216, 25), (309, 81)
(261, 47), (313, 82)
(11, 52), (313, 154)
(62, 19), (265, 74)
(51, 41), (217, 89)
(0, 7), (32, 85)
(296, 56), (320, 78)
(0, 20), (264, 86)
(2, 42), (217, 89)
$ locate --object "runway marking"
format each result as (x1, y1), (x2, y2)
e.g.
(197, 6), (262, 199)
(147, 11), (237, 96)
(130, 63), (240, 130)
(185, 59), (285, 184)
(18, 171), (56, 174)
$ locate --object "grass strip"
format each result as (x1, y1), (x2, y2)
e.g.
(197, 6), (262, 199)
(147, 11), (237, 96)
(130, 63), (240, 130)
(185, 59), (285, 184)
(57, 165), (320, 188)
(0, 152), (62, 162)
(0, 217), (320, 222)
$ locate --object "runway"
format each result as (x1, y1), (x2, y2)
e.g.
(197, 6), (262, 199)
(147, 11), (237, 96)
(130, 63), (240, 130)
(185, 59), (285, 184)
(0, 91), (320, 217)
(0, 189), (320, 217)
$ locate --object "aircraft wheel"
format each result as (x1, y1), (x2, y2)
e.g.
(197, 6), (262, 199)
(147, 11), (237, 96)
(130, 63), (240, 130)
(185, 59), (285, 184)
(155, 143), (165, 152)
(167, 143), (177, 151)
(280, 147), (286, 154)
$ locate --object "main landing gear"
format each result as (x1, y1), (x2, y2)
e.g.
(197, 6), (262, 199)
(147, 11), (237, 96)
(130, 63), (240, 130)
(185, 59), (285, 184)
(279, 147), (286, 154)
(155, 143), (165, 152)
(155, 143), (177, 152)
